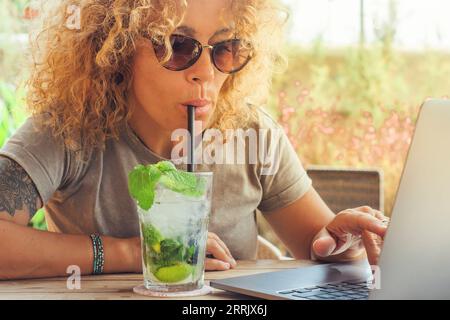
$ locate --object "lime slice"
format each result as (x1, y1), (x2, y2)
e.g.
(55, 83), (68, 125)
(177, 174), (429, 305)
(154, 263), (193, 283)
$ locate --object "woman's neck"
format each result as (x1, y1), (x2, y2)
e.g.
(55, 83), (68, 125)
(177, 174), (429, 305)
(128, 106), (175, 160)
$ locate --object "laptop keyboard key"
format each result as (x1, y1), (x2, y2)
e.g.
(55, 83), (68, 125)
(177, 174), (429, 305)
(338, 296), (353, 300)
(292, 291), (321, 299)
(315, 294), (337, 300)
(304, 286), (319, 290)
(328, 283), (344, 287)
(278, 290), (296, 295)
(348, 294), (366, 299)
(294, 289), (314, 294)
(329, 292), (346, 297)
(317, 285), (333, 289)
(321, 288), (339, 293)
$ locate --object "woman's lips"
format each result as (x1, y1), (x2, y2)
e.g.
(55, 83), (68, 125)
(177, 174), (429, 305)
(177, 103), (212, 117)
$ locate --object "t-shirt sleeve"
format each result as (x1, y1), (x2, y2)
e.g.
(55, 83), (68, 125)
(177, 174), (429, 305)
(257, 120), (312, 213)
(0, 116), (67, 207)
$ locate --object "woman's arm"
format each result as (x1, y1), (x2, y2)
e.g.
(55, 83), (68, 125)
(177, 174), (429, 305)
(0, 156), (139, 279)
(0, 156), (43, 226)
(261, 187), (336, 260)
(261, 187), (387, 264)
(0, 221), (139, 279)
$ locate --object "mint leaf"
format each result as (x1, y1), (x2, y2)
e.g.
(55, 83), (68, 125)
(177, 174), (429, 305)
(159, 170), (206, 197)
(155, 160), (176, 173)
(159, 170), (195, 191)
(186, 244), (196, 262)
(142, 223), (163, 246)
(128, 164), (161, 210)
(160, 238), (185, 263)
(147, 237), (197, 269)
(128, 160), (206, 211)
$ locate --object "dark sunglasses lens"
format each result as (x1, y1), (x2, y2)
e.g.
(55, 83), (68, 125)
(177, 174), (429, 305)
(213, 39), (252, 73)
(153, 35), (200, 71)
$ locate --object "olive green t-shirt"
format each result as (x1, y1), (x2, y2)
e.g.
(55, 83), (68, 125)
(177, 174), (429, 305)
(0, 106), (312, 259)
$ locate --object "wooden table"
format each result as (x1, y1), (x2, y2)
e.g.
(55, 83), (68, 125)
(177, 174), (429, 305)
(0, 260), (316, 300)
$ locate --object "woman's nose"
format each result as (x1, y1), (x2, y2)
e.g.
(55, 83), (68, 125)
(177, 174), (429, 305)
(186, 46), (215, 84)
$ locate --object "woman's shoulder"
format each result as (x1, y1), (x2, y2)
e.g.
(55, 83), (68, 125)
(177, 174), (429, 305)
(13, 113), (93, 159)
(1, 113), (94, 189)
(245, 103), (283, 132)
(4, 113), (60, 147)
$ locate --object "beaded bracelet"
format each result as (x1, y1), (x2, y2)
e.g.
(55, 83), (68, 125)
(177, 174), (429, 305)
(90, 234), (104, 275)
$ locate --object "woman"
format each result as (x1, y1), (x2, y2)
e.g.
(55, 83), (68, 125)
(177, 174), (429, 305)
(0, 0), (388, 279)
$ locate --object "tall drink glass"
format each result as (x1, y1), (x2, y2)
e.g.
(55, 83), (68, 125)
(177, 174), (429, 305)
(137, 172), (213, 292)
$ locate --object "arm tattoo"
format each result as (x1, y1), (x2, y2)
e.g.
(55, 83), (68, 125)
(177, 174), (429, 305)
(0, 156), (42, 217)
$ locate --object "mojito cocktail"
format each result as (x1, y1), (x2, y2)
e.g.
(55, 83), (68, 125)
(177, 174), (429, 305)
(128, 161), (212, 292)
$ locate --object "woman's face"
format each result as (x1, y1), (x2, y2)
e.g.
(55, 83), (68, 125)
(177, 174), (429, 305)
(130, 0), (234, 133)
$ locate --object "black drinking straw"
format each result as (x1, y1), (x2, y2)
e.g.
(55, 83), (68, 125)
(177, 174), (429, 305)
(187, 105), (195, 172)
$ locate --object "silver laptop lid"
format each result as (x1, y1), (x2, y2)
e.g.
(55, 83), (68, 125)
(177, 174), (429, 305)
(371, 99), (450, 299)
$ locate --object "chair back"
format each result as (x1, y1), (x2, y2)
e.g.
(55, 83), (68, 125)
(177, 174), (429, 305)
(306, 166), (384, 213)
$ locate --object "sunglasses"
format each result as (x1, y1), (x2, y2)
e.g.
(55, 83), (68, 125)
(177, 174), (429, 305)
(152, 34), (253, 74)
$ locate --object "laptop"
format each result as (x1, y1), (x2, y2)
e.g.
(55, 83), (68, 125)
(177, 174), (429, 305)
(210, 99), (450, 300)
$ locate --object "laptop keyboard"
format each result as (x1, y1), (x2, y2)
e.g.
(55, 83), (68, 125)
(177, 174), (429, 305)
(278, 280), (370, 300)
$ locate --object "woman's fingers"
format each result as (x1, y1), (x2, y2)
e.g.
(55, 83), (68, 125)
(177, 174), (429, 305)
(206, 237), (229, 262)
(355, 206), (390, 224)
(206, 232), (236, 269)
(312, 228), (337, 257)
(209, 232), (233, 261)
(312, 227), (364, 258)
(312, 206), (389, 260)
(205, 258), (231, 271)
(362, 230), (383, 266)
(354, 213), (388, 238)
(328, 207), (388, 238)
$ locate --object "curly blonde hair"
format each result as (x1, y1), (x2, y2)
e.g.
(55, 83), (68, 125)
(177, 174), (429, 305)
(27, 0), (289, 156)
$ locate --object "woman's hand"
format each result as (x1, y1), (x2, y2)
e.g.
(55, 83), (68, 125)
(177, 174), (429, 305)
(205, 232), (237, 271)
(311, 206), (389, 266)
